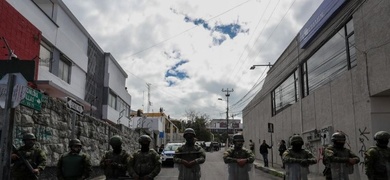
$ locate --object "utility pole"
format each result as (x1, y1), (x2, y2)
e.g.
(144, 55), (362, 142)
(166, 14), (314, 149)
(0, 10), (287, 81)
(222, 88), (233, 145)
(146, 83), (151, 113)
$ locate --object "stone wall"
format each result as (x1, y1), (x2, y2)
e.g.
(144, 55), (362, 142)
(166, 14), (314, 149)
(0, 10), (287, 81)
(1, 97), (145, 179)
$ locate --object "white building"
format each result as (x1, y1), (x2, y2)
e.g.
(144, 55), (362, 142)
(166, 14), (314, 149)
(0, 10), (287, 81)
(7, 0), (132, 124)
(130, 112), (181, 146)
(208, 119), (243, 135)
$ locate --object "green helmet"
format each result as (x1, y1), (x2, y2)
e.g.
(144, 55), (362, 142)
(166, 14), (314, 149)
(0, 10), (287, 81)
(109, 135), (123, 146)
(183, 128), (196, 137)
(331, 132), (346, 142)
(22, 133), (36, 140)
(69, 139), (82, 147)
(290, 135), (304, 144)
(232, 134), (245, 142)
(374, 131), (390, 141)
(138, 135), (152, 143)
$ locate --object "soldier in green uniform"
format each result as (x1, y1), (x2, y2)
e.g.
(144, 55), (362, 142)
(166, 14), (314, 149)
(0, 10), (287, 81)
(364, 130), (390, 180)
(323, 132), (360, 180)
(57, 139), (92, 180)
(128, 135), (161, 180)
(282, 135), (316, 180)
(100, 135), (131, 179)
(11, 133), (46, 180)
(223, 133), (255, 180)
(173, 128), (206, 180)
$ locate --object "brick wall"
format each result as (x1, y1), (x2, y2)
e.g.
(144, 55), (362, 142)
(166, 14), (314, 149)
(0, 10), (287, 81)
(0, 0), (41, 80)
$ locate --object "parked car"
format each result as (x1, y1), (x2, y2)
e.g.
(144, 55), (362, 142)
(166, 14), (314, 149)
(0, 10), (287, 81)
(161, 142), (183, 167)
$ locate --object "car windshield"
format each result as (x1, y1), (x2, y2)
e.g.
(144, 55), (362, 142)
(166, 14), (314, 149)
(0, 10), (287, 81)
(164, 144), (182, 151)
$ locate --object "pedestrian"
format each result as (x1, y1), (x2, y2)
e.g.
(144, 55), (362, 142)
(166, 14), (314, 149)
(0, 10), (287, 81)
(323, 132), (360, 180)
(11, 133), (46, 180)
(158, 144), (165, 154)
(100, 135), (131, 179)
(249, 139), (255, 155)
(364, 130), (390, 180)
(128, 135), (161, 180)
(57, 139), (92, 180)
(173, 128), (206, 180)
(259, 140), (272, 167)
(282, 135), (316, 180)
(223, 134), (255, 180)
(278, 140), (287, 168)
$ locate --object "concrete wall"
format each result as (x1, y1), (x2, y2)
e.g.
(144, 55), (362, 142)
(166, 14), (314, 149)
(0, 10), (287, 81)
(243, 1), (390, 179)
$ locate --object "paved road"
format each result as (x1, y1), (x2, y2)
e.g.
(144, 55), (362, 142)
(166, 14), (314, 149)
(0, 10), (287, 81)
(92, 148), (281, 179)
(157, 148), (280, 180)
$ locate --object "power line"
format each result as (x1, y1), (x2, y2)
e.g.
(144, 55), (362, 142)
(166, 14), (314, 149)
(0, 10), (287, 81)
(125, 0), (253, 58)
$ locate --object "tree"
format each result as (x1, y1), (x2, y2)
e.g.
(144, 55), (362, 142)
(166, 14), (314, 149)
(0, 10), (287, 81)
(183, 109), (211, 141)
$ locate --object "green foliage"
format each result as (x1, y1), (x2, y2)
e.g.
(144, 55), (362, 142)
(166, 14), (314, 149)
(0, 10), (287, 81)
(182, 111), (212, 142)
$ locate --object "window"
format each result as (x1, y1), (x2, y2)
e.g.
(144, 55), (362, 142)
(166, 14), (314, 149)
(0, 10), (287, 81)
(58, 55), (71, 83)
(302, 19), (356, 97)
(108, 91), (117, 109)
(272, 70), (299, 115)
(39, 41), (52, 71)
(32, 0), (55, 19)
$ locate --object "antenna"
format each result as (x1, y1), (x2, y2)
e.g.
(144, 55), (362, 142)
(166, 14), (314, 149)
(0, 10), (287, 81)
(1, 37), (18, 60)
(146, 83), (151, 113)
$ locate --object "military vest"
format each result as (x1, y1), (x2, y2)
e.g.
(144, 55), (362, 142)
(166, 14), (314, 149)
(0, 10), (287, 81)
(366, 146), (390, 178)
(133, 149), (159, 177)
(60, 153), (87, 178)
(11, 145), (45, 179)
(103, 150), (129, 178)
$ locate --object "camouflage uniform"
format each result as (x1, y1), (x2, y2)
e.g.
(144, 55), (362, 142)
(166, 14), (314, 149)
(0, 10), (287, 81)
(364, 131), (390, 180)
(128, 135), (161, 179)
(223, 148), (255, 164)
(57, 139), (92, 180)
(11, 133), (46, 180)
(101, 135), (131, 179)
(173, 128), (206, 180)
(223, 134), (255, 180)
(323, 132), (360, 180)
(282, 135), (316, 180)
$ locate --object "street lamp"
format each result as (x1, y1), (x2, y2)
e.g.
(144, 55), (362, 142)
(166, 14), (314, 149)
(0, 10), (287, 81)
(250, 62), (273, 70)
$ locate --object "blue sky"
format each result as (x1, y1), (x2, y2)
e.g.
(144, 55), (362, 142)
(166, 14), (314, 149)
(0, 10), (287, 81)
(63, 0), (323, 120)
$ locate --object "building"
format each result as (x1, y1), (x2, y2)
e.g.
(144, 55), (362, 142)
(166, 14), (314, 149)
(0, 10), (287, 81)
(243, 0), (390, 178)
(208, 119), (243, 135)
(2, 0), (131, 124)
(130, 110), (182, 147)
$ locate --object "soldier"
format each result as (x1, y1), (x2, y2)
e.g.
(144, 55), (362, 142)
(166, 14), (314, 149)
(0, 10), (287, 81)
(173, 128), (206, 180)
(323, 132), (360, 180)
(282, 135), (316, 180)
(57, 139), (92, 180)
(100, 135), (131, 179)
(11, 133), (46, 180)
(223, 133), (255, 180)
(364, 130), (390, 180)
(128, 135), (161, 180)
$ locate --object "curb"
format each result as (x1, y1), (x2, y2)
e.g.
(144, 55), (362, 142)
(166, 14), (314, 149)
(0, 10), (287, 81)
(253, 162), (285, 178)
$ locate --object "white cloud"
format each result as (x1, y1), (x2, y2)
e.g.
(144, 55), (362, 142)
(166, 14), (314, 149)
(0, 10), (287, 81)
(63, 0), (323, 120)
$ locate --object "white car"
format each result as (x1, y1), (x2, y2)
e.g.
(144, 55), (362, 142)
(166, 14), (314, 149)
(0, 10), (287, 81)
(161, 143), (183, 167)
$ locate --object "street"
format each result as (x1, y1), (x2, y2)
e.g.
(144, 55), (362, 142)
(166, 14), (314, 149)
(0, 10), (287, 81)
(152, 148), (279, 180)
(92, 148), (281, 180)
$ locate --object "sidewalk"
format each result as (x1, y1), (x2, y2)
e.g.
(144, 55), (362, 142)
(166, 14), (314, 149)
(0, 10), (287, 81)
(253, 159), (324, 180)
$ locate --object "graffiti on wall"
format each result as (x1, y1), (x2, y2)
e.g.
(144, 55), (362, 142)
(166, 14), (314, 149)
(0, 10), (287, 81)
(358, 127), (370, 170)
(14, 125), (53, 147)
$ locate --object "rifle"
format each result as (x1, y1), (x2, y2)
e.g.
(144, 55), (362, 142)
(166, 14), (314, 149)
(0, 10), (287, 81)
(12, 144), (39, 179)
